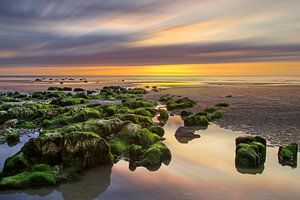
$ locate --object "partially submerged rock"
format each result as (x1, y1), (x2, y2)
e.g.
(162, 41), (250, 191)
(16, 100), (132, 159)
(0, 164), (57, 189)
(235, 136), (266, 170)
(0, 131), (113, 188)
(174, 126), (200, 144)
(6, 130), (20, 145)
(158, 109), (169, 126)
(278, 143), (298, 168)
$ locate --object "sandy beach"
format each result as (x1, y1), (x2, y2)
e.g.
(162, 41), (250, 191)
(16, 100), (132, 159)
(146, 84), (300, 146)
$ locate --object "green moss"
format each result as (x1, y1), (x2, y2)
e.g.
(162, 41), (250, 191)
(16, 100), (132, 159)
(109, 138), (129, 156)
(42, 107), (101, 128)
(181, 110), (193, 117)
(136, 142), (172, 170)
(166, 97), (196, 110)
(158, 109), (169, 125)
(119, 128), (160, 147)
(133, 108), (153, 117)
(51, 97), (87, 106)
(149, 126), (165, 137)
(184, 115), (209, 127)
(204, 107), (218, 113)
(235, 136), (266, 168)
(1, 153), (31, 177)
(216, 103), (229, 107)
(6, 130), (20, 144)
(118, 114), (154, 127)
(195, 111), (208, 117)
(123, 100), (157, 109)
(278, 144), (298, 167)
(129, 145), (143, 162)
(210, 111), (223, 120)
(159, 94), (172, 102)
(0, 164), (57, 188)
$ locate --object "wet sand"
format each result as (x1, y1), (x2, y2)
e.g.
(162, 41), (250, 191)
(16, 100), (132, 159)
(146, 84), (300, 146)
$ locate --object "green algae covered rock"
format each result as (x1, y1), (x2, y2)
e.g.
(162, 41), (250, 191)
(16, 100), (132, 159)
(123, 99), (157, 109)
(158, 109), (169, 125)
(118, 114), (154, 127)
(6, 130), (20, 145)
(0, 131), (113, 188)
(1, 153), (31, 177)
(210, 111), (223, 120)
(42, 107), (101, 128)
(7, 107), (35, 120)
(149, 125), (165, 137)
(0, 164), (57, 189)
(181, 110), (193, 117)
(204, 107), (218, 113)
(278, 143), (298, 168)
(51, 97), (87, 107)
(55, 118), (127, 137)
(166, 97), (196, 110)
(235, 136), (266, 169)
(132, 142), (172, 171)
(184, 115), (209, 127)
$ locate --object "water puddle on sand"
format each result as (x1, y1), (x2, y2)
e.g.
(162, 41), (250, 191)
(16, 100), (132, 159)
(0, 116), (299, 200)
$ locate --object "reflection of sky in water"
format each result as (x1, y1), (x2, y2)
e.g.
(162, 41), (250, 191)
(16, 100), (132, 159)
(0, 132), (39, 171)
(0, 116), (299, 200)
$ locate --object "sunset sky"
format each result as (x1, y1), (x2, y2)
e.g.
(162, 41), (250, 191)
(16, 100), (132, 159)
(0, 0), (300, 76)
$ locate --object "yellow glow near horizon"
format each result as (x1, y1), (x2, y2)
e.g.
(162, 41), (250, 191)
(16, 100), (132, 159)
(1, 62), (300, 76)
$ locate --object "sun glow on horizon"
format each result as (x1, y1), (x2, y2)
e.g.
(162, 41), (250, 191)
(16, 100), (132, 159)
(0, 62), (299, 76)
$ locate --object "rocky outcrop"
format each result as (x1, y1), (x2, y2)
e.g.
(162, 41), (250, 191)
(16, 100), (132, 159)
(278, 143), (298, 168)
(235, 136), (266, 169)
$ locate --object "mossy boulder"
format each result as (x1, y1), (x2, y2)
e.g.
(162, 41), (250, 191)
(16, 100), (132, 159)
(56, 118), (127, 137)
(1, 131), (113, 185)
(166, 97), (196, 110)
(159, 94), (172, 102)
(235, 136), (266, 168)
(278, 143), (298, 168)
(204, 107), (218, 113)
(42, 107), (101, 128)
(118, 114), (154, 127)
(123, 100), (157, 109)
(7, 107), (35, 120)
(181, 110), (193, 117)
(6, 130), (20, 145)
(210, 111), (223, 120)
(51, 98), (87, 106)
(0, 164), (57, 189)
(184, 115), (209, 127)
(132, 142), (172, 171)
(149, 126), (165, 137)
(1, 153), (31, 177)
(158, 109), (169, 125)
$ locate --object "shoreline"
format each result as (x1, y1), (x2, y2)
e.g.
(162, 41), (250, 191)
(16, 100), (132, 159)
(146, 84), (300, 147)
(0, 78), (299, 147)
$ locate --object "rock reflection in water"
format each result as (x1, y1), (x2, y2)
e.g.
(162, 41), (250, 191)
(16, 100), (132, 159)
(174, 126), (207, 144)
(0, 165), (112, 200)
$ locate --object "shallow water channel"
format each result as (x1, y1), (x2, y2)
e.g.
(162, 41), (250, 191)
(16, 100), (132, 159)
(0, 115), (299, 200)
